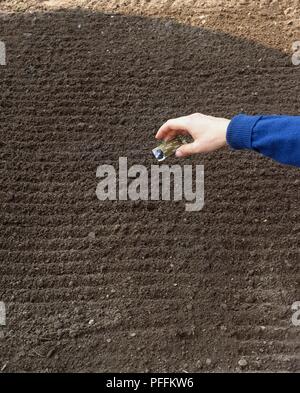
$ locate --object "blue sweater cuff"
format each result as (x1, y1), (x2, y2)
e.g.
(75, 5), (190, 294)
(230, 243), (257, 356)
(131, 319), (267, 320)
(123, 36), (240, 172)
(226, 114), (262, 150)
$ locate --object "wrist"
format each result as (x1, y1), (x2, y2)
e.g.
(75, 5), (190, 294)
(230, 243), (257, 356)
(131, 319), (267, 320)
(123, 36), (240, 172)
(219, 118), (230, 146)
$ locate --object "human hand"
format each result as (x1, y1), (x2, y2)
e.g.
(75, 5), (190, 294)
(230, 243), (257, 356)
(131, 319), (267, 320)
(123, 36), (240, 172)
(156, 113), (230, 157)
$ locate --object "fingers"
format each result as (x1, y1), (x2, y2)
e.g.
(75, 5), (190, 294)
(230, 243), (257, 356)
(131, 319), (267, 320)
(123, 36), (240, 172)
(162, 129), (189, 141)
(175, 141), (200, 158)
(156, 117), (189, 141)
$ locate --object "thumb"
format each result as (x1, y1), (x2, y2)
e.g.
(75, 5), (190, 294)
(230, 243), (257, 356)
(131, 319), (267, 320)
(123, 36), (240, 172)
(175, 141), (199, 158)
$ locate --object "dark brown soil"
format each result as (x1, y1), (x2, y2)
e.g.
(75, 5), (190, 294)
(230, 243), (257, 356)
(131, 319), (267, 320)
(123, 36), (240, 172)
(0, 10), (299, 372)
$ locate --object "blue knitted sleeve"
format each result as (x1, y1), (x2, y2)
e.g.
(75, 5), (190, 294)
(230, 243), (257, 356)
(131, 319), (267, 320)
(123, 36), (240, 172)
(227, 114), (300, 167)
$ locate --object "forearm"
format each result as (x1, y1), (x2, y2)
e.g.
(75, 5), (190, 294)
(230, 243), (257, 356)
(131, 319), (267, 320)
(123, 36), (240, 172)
(227, 114), (300, 167)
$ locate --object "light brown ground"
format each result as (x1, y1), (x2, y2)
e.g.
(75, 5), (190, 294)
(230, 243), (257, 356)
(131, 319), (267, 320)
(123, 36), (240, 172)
(1, 0), (300, 51)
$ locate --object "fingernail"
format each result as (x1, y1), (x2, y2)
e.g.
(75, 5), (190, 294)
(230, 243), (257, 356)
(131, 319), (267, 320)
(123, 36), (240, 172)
(176, 150), (183, 157)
